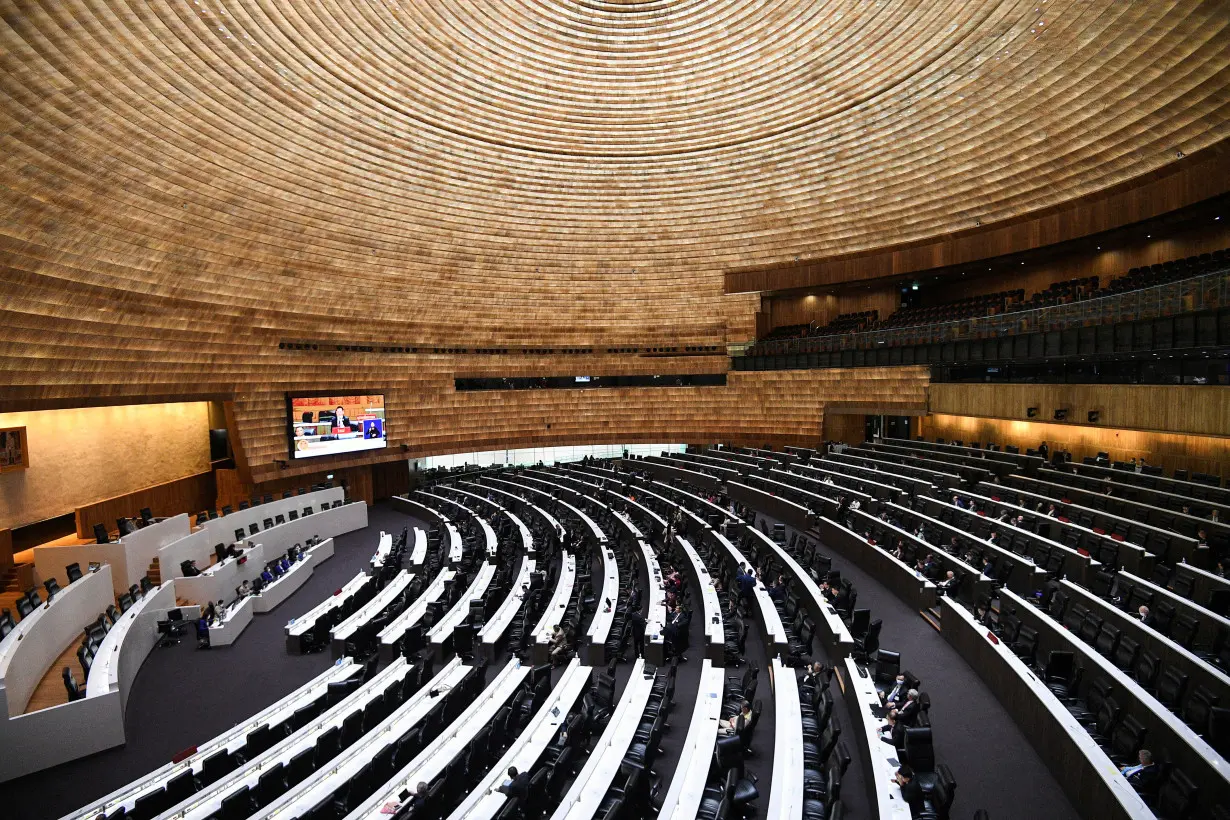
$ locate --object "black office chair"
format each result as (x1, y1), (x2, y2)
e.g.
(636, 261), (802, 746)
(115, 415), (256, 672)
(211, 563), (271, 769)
(62, 667), (84, 701)
(65, 562), (84, 583)
(43, 577), (61, 599)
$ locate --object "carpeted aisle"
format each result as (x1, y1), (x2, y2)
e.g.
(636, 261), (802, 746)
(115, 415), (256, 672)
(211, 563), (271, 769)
(1, 503), (421, 820)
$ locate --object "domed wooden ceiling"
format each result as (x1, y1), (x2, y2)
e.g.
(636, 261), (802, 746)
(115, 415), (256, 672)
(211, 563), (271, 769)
(0, 0), (1228, 342)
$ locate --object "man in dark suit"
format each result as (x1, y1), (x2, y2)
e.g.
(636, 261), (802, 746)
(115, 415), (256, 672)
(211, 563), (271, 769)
(629, 607), (646, 656)
(498, 766), (531, 799)
(1137, 605), (1153, 628)
(894, 765), (924, 812)
(881, 674), (909, 708)
(897, 690), (921, 725)
(1122, 749), (1160, 793)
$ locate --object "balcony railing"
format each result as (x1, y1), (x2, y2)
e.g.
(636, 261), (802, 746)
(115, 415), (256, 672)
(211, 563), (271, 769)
(743, 268), (1230, 357)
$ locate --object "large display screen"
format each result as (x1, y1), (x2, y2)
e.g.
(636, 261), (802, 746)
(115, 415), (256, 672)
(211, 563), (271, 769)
(288, 394), (386, 460)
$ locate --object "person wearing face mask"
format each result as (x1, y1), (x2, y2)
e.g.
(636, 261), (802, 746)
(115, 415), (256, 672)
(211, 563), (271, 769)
(882, 673), (909, 708)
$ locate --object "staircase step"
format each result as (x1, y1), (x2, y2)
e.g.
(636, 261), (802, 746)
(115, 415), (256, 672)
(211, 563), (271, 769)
(919, 608), (942, 633)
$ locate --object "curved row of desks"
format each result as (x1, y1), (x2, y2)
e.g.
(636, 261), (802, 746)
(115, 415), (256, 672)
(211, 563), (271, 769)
(0, 566), (187, 782)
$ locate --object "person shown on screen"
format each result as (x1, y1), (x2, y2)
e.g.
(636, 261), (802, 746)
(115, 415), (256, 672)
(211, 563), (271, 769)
(333, 405), (350, 430)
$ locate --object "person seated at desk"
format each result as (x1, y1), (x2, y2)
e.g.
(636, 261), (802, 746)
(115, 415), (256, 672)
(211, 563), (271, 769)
(894, 765), (924, 812)
(721, 700), (752, 735)
(548, 625), (568, 664)
(897, 689), (921, 725)
(238, 580), (252, 597)
(767, 575), (787, 602)
(892, 539), (906, 560)
(880, 708), (906, 748)
(260, 566), (276, 584)
(181, 559), (202, 578)
(331, 405), (351, 431)
(1045, 503), (1058, 518)
(801, 662), (826, 693)
(498, 766), (531, 798)
(1037, 441), (1049, 459)
(1137, 605), (1153, 627)
(204, 601), (219, 624)
(936, 571), (957, 596)
(881, 673), (909, 707)
(1121, 749), (1161, 793)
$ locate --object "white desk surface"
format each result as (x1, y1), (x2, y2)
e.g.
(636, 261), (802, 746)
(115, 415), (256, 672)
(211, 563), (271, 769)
(745, 526), (853, 647)
(410, 528), (428, 567)
(85, 581), (174, 698)
(424, 493), (499, 559)
(481, 557), (536, 644)
(1, 566), (116, 719)
(715, 531), (788, 646)
(1002, 587), (1230, 778)
(369, 531), (394, 572)
(767, 657), (804, 820)
(350, 659), (532, 820)
(448, 660), (591, 820)
(252, 554), (314, 613)
(287, 570), (368, 637)
(173, 657), (412, 820)
(1121, 571), (1230, 632)
(380, 566), (455, 647)
(658, 660), (725, 820)
(446, 523), (463, 564)
(257, 659), (470, 820)
(1061, 580), (1230, 690)
(208, 595), (254, 646)
(639, 540), (667, 642)
(678, 536), (723, 647)
(618, 496), (669, 531)
(476, 479), (566, 542)
(586, 544), (621, 642)
(517, 474), (607, 544)
(625, 484), (705, 533)
(451, 486), (537, 557)
(333, 570), (415, 643)
(612, 509), (644, 540)
(841, 657), (913, 820)
(943, 601), (1156, 819)
(534, 552), (576, 644)
(63, 659), (360, 819)
(549, 659), (654, 820)
(650, 479), (737, 523)
(202, 489), (343, 544)
(430, 562), (497, 644)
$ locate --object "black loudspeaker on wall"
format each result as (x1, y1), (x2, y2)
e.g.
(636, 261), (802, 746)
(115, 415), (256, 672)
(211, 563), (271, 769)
(1088, 410), (1100, 423)
(1026, 407), (1039, 419)
(1053, 409), (1068, 421)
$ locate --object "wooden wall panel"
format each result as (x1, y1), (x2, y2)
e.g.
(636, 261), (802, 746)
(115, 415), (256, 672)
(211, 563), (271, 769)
(823, 413), (867, 446)
(228, 367), (931, 482)
(920, 413), (1230, 482)
(0, 529), (12, 574)
(727, 145), (1230, 295)
(927, 384), (1230, 441)
(929, 220), (1230, 304)
(0, 404), (213, 530)
(215, 465), (375, 510)
(766, 287), (901, 331)
(73, 471), (216, 539)
(371, 461), (411, 502)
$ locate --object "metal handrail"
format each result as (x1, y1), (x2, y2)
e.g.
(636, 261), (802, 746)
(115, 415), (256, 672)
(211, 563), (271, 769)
(744, 268), (1230, 357)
